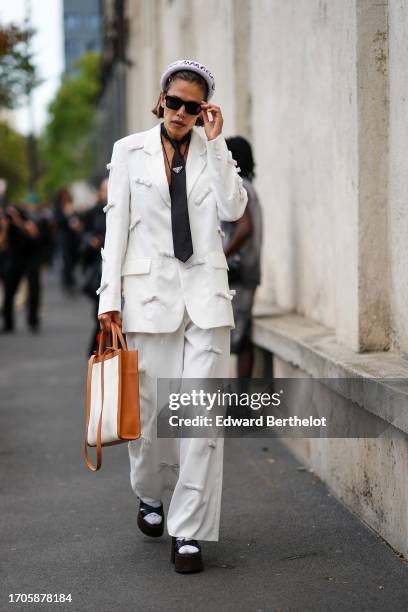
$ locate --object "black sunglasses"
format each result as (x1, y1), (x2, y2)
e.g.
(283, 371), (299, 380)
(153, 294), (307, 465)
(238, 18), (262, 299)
(165, 94), (202, 116)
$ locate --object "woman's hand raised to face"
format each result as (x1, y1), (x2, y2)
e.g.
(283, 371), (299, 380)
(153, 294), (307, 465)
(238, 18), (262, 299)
(200, 102), (223, 141)
(98, 310), (122, 333)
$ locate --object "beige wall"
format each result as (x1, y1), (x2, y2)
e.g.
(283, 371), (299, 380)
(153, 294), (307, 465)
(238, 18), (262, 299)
(250, 0), (359, 343)
(389, 0), (408, 355)
(250, 0), (392, 352)
(123, 0), (407, 356)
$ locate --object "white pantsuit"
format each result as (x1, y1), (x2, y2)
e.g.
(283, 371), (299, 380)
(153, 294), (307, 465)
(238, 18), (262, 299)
(97, 122), (247, 541)
(126, 307), (230, 541)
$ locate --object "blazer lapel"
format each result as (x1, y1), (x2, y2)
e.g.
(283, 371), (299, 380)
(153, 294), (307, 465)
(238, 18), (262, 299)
(143, 124), (207, 208)
(144, 124), (171, 207)
(186, 127), (207, 199)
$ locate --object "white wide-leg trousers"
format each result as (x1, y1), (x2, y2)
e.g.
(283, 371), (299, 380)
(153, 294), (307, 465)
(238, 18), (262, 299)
(126, 307), (231, 541)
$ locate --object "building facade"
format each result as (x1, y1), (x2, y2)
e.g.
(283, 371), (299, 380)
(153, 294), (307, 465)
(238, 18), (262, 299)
(63, 0), (102, 74)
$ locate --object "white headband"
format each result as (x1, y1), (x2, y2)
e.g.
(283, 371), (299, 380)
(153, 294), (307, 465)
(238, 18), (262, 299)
(160, 59), (215, 100)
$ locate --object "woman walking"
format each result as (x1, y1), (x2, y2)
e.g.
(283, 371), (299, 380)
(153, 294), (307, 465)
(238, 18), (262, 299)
(97, 59), (247, 573)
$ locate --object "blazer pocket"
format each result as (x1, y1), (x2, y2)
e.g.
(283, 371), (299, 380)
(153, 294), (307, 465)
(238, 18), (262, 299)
(207, 251), (229, 270)
(121, 258), (152, 276)
(195, 186), (213, 206)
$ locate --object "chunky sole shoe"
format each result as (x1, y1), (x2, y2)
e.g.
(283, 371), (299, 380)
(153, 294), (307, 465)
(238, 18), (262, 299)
(137, 501), (164, 538)
(170, 536), (203, 573)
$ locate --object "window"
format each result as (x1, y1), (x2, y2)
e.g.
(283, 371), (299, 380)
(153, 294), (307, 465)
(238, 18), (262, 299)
(64, 13), (82, 30)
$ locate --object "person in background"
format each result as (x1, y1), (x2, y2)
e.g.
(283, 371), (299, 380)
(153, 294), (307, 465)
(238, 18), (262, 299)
(221, 136), (262, 378)
(1, 201), (52, 333)
(80, 178), (108, 355)
(0, 203), (8, 283)
(54, 188), (83, 294)
(36, 201), (58, 268)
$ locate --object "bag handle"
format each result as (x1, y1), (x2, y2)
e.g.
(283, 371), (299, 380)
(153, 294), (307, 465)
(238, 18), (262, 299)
(83, 322), (127, 472)
(111, 321), (127, 350)
(97, 328), (117, 354)
(96, 322), (127, 355)
(83, 347), (114, 471)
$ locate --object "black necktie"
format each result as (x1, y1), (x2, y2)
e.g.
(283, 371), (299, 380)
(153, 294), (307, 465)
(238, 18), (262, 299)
(161, 123), (193, 262)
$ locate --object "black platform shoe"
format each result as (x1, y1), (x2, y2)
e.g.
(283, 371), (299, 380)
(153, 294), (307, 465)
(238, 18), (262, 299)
(137, 500), (164, 537)
(170, 536), (203, 573)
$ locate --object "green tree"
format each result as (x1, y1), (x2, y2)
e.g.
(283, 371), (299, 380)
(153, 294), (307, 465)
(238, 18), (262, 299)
(0, 120), (28, 200)
(0, 22), (40, 200)
(0, 22), (39, 108)
(39, 52), (101, 196)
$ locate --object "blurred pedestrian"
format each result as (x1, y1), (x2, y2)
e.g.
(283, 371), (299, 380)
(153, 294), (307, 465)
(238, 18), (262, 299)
(1, 202), (52, 333)
(0, 203), (7, 283)
(80, 178), (108, 355)
(222, 136), (262, 378)
(36, 202), (58, 268)
(54, 188), (83, 293)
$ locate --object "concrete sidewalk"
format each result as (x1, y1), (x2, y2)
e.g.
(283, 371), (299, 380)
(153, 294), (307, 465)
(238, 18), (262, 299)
(1, 267), (407, 612)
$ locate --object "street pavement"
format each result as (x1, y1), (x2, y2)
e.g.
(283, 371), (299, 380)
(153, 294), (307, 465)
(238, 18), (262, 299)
(1, 265), (408, 612)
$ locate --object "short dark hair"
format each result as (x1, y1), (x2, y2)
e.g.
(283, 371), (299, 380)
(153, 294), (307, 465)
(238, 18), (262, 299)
(225, 136), (256, 180)
(151, 69), (207, 127)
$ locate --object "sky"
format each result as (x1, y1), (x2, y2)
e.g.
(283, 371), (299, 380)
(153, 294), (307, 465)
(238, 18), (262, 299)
(0, 0), (64, 135)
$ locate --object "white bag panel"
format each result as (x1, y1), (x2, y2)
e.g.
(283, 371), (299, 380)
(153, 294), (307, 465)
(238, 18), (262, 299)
(88, 355), (120, 446)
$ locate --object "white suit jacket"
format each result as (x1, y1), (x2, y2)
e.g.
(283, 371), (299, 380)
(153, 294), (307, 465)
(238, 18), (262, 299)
(97, 123), (248, 333)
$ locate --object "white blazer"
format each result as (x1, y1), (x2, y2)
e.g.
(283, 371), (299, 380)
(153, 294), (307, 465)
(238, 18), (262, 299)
(97, 123), (248, 333)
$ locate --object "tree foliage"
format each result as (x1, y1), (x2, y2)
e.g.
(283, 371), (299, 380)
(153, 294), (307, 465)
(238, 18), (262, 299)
(0, 22), (39, 108)
(0, 120), (28, 200)
(39, 52), (101, 196)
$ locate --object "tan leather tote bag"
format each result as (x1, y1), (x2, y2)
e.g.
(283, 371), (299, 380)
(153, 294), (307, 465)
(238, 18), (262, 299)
(84, 322), (141, 471)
